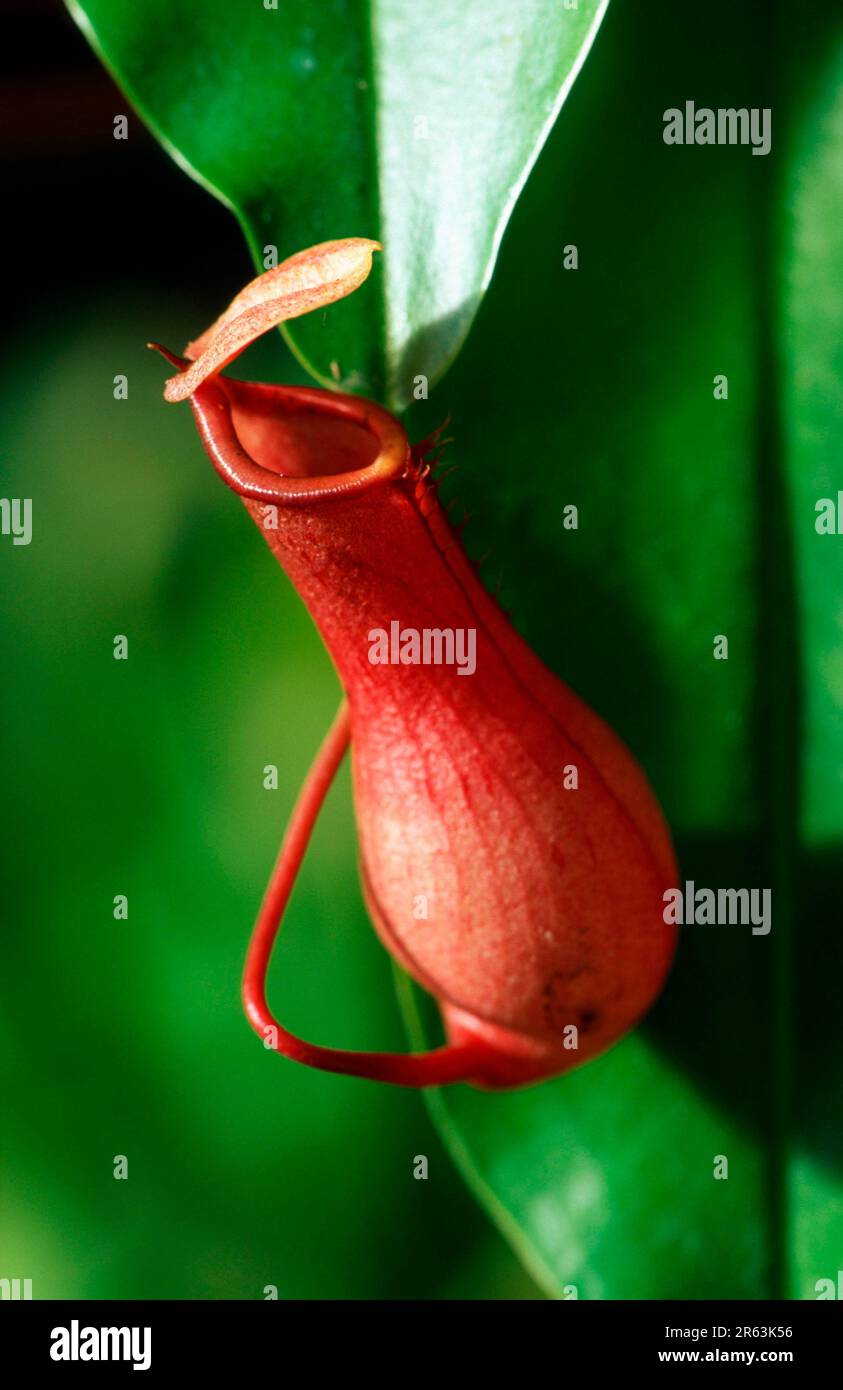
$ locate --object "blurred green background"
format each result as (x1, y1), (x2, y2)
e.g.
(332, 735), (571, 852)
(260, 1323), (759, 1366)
(1, 0), (841, 1299)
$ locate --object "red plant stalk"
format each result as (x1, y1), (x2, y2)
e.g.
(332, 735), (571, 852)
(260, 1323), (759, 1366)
(154, 239), (678, 1089)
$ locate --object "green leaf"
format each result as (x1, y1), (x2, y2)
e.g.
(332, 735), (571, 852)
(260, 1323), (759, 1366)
(399, 977), (768, 1299)
(68, 0), (609, 409)
(778, 17), (843, 1299)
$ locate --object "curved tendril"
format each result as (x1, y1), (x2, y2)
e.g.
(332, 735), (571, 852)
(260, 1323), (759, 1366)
(241, 699), (485, 1087)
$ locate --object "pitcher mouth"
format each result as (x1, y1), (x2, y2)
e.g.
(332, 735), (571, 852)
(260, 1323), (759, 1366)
(150, 344), (410, 506)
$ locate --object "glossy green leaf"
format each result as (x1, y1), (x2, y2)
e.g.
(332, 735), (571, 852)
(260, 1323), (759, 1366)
(400, 979), (767, 1299)
(68, 0), (608, 409)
